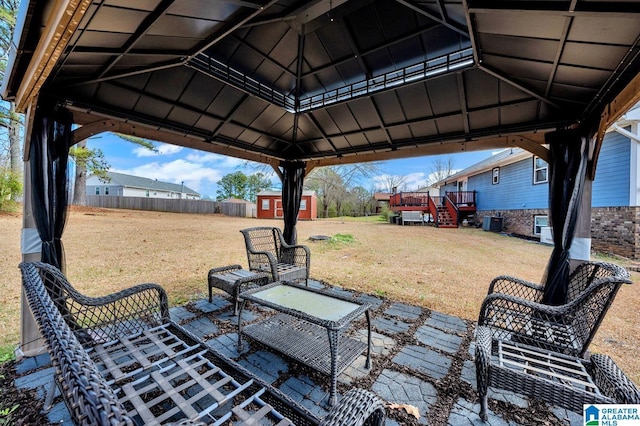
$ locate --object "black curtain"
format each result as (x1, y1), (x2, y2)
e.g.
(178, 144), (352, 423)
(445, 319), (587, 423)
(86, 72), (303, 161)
(541, 129), (589, 305)
(282, 161), (306, 245)
(30, 100), (73, 271)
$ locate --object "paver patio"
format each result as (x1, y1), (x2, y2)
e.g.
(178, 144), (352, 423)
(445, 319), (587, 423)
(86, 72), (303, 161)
(12, 279), (583, 425)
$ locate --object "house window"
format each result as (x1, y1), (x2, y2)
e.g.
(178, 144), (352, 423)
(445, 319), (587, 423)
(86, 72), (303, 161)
(300, 199), (307, 210)
(534, 215), (548, 235)
(95, 187), (100, 195)
(533, 157), (548, 184)
(492, 167), (500, 185)
(262, 199), (269, 210)
(105, 187), (109, 195)
(146, 190), (150, 197)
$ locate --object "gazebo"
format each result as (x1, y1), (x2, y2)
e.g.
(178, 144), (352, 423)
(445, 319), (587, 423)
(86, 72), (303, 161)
(3, 0), (640, 353)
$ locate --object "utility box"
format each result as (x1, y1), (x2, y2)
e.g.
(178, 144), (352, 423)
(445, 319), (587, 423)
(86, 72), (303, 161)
(540, 227), (554, 245)
(483, 216), (503, 232)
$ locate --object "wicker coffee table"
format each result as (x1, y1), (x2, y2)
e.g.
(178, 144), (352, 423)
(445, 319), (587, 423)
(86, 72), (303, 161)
(237, 281), (372, 406)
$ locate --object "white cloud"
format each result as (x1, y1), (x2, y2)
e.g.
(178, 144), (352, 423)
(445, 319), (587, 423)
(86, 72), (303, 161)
(133, 143), (183, 157)
(403, 172), (427, 190)
(113, 159), (223, 194)
(184, 152), (246, 168)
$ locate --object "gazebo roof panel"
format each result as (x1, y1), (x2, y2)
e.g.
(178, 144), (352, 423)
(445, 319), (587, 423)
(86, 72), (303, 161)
(3, 0), (640, 164)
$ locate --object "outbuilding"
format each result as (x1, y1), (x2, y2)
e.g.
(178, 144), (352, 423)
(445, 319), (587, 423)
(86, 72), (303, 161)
(257, 190), (317, 220)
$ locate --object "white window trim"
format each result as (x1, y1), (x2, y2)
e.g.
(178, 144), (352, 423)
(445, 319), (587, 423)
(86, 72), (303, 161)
(533, 156), (548, 184)
(300, 199), (307, 210)
(492, 167), (500, 185)
(261, 199), (270, 210)
(534, 215), (548, 235)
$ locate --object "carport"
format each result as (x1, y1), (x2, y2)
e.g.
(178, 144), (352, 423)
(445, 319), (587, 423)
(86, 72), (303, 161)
(3, 0), (640, 353)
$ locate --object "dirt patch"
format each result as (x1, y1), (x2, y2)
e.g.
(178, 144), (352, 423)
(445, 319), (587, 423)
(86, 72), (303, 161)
(0, 361), (53, 425)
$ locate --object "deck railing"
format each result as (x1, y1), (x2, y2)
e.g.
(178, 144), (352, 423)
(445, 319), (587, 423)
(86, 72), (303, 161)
(389, 191), (430, 207)
(445, 191), (476, 206)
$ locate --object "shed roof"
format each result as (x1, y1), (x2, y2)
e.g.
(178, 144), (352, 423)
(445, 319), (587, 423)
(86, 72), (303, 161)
(258, 190), (316, 197)
(3, 1), (640, 169)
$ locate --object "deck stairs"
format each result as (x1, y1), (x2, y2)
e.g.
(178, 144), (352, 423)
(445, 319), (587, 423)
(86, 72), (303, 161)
(436, 206), (457, 228)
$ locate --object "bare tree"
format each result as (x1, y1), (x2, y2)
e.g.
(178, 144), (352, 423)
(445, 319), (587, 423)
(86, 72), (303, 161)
(306, 163), (382, 218)
(376, 174), (407, 193)
(426, 157), (456, 186)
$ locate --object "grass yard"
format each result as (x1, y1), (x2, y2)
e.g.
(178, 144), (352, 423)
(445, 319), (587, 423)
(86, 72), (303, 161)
(1, 206), (639, 383)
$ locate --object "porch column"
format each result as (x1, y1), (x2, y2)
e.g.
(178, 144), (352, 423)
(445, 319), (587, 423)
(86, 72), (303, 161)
(541, 128), (590, 305)
(282, 161), (306, 245)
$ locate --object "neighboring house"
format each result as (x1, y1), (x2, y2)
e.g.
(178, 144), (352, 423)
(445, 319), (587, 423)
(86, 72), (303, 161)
(373, 192), (390, 213)
(86, 171), (200, 200)
(436, 104), (640, 259)
(257, 190), (317, 220)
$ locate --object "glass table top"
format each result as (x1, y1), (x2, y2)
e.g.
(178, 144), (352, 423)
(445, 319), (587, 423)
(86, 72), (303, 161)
(247, 284), (362, 322)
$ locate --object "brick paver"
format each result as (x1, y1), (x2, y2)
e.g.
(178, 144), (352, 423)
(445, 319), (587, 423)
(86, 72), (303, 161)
(372, 369), (437, 425)
(392, 345), (452, 380)
(414, 324), (463, 354)
(427, 311), (468, 334)
(384, 302), (422, 320)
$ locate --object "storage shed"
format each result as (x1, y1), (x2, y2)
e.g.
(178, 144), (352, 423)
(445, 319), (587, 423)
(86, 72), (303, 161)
(257, 191), (317, 220)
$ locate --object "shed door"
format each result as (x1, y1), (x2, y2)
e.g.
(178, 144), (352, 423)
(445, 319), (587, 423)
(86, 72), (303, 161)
(275, 200), (283, 218)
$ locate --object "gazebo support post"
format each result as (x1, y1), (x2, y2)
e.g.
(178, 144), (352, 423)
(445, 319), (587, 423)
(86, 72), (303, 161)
(542, 128), (590, 305)
(570, 175), (593, 270)
(18, 101), (47, 357)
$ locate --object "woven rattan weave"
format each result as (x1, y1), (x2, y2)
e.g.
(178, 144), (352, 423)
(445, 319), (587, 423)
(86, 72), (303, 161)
(475, 326), (640, 421)
(478, 261), (632, 358)
(240, 227), (310, 283)
(207, 265), (269, 314)
(20, 261), (385, 426)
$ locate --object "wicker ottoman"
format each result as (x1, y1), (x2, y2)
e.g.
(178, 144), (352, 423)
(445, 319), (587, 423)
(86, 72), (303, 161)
(207, 265), (269, 314)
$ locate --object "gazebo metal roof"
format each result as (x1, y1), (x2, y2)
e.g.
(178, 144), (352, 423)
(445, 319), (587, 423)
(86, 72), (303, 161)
(3, 0), (640, 168)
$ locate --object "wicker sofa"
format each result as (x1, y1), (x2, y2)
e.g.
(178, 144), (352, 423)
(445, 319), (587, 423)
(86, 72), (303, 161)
(20, 261), (385, 426)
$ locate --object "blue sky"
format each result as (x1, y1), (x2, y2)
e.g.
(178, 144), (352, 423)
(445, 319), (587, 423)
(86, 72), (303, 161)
(87, 133), (495, 199)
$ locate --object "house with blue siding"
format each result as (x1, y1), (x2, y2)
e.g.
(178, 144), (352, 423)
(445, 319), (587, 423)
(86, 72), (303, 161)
(436, 104), (640, 260)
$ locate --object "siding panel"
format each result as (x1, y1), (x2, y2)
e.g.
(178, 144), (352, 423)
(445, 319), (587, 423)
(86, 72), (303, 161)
(592, 131), (630, 207)
(473, 157), (548, 210)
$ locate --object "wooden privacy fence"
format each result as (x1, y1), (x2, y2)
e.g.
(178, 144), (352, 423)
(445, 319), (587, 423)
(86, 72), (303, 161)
(86, 195), (250, 217)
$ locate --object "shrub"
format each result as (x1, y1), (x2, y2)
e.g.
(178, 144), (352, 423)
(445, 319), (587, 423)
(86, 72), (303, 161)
(0, 168), (22, 212)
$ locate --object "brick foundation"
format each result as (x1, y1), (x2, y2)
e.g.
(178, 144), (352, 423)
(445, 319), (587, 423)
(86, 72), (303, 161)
(475, 209), (549, 238)
(475, 207), (640, 260)
(591, 207), (640, 260)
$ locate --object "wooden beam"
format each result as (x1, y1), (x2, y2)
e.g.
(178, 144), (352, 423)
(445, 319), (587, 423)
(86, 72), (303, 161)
(71, 119), (120, 146)
(271, 164), (283, 182)
(15, 0), (92, 111)
(304, 132), (547, 168)
(512, 136), (550, 162)
(592, 71), (640, 178)
(68, 109), (282, 168)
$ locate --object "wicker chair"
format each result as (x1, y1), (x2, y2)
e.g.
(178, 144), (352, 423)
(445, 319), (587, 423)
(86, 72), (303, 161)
(477, 261), (632, 358)
(20, 261), (386, 426)
(240, 227), (310, 284)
